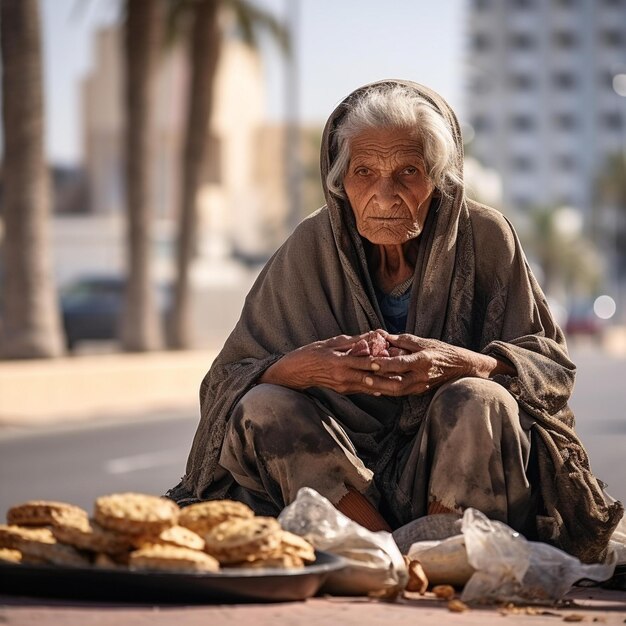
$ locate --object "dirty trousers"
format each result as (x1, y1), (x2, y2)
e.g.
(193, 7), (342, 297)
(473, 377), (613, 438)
(218, 378), (534, 531)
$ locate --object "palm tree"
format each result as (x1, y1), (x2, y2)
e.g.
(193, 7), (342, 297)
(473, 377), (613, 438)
(520, 206), (602, 298)
(120, 0), (165, 351)
(0, 0), (65, 359)
(167, 0), (288, 349)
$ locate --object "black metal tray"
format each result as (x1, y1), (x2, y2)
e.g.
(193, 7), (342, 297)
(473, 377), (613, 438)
(0, 550), (345, 603)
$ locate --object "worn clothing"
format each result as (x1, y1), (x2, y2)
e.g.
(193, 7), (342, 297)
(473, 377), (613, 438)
(375, 287), (412, 333)
(219, 379), (536, 536)
(168, 80), (623, 562)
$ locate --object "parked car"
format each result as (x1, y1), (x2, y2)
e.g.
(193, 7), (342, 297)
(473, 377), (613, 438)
(61, 276), (171, 350)
(564, 299), (603, 337)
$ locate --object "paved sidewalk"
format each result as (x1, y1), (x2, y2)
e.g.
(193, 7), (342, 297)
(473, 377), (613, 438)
(1, 588), (625, 626)
(0, 350), (217, 426)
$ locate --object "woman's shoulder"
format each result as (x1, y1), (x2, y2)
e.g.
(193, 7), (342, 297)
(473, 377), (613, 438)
(466, 199), (517, 260)
(279, 206), (332, 252)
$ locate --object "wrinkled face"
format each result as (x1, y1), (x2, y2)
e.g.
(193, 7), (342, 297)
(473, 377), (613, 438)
(342, 128), (435, 245)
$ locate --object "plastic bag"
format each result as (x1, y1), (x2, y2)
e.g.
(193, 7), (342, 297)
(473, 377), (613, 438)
(608, 512), (626, 565)
(408, 508), (616, 604)
(278, 487), (408, 595)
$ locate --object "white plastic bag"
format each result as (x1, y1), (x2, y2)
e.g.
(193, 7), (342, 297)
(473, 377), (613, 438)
(608, 512), (626, 565)
(408, 508), (616, 604)
(278, 487), (408, 595)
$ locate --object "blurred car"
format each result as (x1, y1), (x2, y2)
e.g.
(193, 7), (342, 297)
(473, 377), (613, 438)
(564, 299), (603, 337)
(61, 276), (171, 350)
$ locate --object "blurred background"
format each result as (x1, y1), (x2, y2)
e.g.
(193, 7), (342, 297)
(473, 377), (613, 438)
(0, 0), (625, 516)
(2, 0), (626, 355)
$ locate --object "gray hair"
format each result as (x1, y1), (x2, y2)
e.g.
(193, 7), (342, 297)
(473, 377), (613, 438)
(326, 84), (462, 198)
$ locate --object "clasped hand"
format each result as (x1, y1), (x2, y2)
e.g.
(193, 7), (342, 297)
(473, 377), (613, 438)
(258, 330), (481, 397)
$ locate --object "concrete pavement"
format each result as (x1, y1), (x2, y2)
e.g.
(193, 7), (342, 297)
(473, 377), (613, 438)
(0, 349), (217, 427)
(0, 587), (625, 625)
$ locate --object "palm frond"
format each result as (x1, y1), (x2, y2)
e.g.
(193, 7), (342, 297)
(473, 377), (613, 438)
(224, 0), (290, 55)
(164, 0), (196, 49)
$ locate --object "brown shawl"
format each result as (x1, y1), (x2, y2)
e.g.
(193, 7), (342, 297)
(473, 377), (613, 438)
(171, 80), (623, 563)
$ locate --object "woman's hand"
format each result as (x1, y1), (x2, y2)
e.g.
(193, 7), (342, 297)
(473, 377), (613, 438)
(366, 332), (514, 397)
(258, 333), (387, 394)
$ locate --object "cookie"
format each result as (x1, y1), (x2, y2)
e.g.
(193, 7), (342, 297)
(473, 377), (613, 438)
(94, 493), (179, 535)
(133, 525), (205, 551)
(178, 500), (254, 535)
(274, 530), (316, 563)
(0, 524), (88, 567)
(7, 500), (88, 529)
(0, 547), (22, 564)
(129, 544), (220, 573)
(93, 553), (121, 569)
(52, 518), (134, 554)
(20, 539), (89, 567)
(21, 555), (48, 565)
(0, 525), (56, 550)
(203, 516), (282, 564)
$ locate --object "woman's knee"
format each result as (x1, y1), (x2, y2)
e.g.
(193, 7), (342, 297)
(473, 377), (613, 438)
(229, 383), (316, 438)
(428, 377), (519, 431)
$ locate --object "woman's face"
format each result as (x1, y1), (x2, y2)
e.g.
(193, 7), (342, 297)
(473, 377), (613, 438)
(342, 128), (435, 246)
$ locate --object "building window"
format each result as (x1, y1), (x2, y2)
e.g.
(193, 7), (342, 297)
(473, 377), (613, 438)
(601, 111), (623, 130)
(553, 31), (578, 48)
(510, 73), (535, 90)
(599, 30), (624, 47)
(511, 155), (535, 171)
(599, 70), (617, 89)
(552, 0), (580, 7)
(471, 114), (493, 132)
(512, 195), (533, 209)
(472, 32), (492, 51)
(554, 112), (578, 130)
(556, 154), (577, 170)
(553, 71), (577, 89)
(509, 32), (536, 49)
(510, 114), (536, 131)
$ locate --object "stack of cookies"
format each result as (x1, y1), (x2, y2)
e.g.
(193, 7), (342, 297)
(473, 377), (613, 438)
(0, 493), (315, 574)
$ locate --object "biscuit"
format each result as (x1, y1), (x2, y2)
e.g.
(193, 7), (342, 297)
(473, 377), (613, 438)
(133, 525), (205, 551)
(94, 493), (179, 535)
(52, 518), (134, 554)
(178, 500), (254, 535)
(203, 516), (282, 564)
(93, 553), (121, 569)
(0, 547), (22, 564)
(21, 555), (48, 565)
(129, 544), (220, 573)
(0, 525), (56, 550)
(274, 530), (316, 563)
(7, 501), (88, 529)
(0, 524), (88, 567)
(20, 539), (90, 567)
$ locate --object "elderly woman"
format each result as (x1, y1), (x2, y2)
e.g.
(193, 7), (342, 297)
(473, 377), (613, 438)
(168, 80), (622, 563)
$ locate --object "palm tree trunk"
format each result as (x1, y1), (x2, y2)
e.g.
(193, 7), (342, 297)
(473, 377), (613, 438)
(121, 0), (164, 351)
(0, 0), (64, 359)
(169, 0), (221, 349)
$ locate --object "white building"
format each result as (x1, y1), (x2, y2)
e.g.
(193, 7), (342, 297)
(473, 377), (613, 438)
(80, 25), (291, 282)
(466, 0), (626, 223)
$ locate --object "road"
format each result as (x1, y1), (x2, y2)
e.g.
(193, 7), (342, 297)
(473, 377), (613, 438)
(0, 343), (625, 521)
